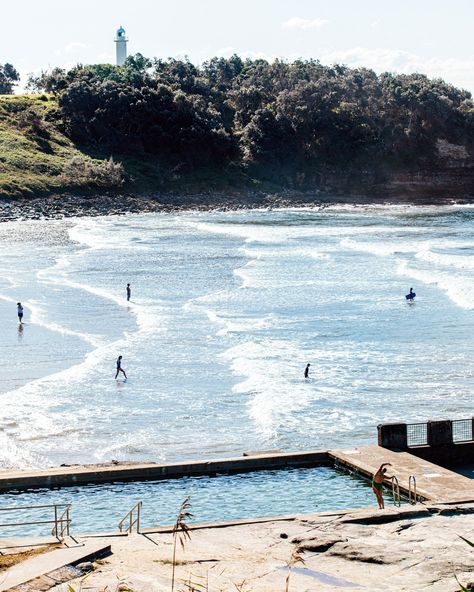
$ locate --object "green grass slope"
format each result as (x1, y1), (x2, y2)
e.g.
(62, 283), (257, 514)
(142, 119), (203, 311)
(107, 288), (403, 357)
(0, 94), (257, 200)
(0, 94), (125, 199)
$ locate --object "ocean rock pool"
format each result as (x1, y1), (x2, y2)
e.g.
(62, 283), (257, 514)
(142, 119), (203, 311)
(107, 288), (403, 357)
(0, 466), (387, 537)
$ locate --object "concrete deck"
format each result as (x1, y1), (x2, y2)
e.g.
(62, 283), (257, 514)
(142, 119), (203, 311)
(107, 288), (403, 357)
(329, 445), (474, 502)
(0, 539), (111, 591)
(0, 450), (329, 491)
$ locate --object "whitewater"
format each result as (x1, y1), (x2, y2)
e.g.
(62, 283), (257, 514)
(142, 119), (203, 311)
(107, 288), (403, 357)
(0, 205), (473, 469)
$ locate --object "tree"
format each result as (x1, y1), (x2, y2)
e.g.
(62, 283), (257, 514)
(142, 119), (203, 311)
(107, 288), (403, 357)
(39, 54), (473, 179)
(26, 68), (67, 94)
(0, 63), (19, 94)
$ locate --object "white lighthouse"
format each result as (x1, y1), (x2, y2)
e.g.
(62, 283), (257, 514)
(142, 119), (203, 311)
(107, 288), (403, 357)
(114, 26), (128, 66)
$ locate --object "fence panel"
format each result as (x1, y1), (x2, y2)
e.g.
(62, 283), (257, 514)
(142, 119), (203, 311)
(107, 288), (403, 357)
(452, 419), (473, 443)
(407, 423), (428, 446)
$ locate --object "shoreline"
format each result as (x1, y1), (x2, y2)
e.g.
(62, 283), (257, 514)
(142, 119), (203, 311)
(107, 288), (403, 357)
(1, 190), (473, 222)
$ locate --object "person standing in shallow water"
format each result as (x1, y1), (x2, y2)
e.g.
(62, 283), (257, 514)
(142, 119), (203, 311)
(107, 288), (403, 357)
(372, 463), (392, 509)
(126, 283), (131, 301)
(17, 302), (24, 323)
(304, 363), (310, 378)
(115, 355), (127, 380)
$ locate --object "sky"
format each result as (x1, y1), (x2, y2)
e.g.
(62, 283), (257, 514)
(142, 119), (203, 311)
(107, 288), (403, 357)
(3, 0), (474, 94)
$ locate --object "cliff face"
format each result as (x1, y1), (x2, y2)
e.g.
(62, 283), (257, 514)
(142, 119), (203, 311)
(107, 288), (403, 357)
(309, 167), (474, 202)
(297, 140), (474, 201)
(378, 139), (474, 200)
(381, 167), (474, 201)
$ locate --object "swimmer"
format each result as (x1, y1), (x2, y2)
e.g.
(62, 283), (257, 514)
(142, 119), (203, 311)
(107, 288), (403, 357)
(372, 463), (392, 509)
(115, 355), (127, 380)
(304, 363), (311, 379)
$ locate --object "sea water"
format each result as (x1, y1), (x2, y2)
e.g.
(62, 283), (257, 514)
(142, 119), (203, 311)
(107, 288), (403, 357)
(0, 205), (473, 469)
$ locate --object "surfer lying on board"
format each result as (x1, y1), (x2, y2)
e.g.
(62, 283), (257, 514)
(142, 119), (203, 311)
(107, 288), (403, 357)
(405, 287), (416, 301)
(372, 463), (392, 509)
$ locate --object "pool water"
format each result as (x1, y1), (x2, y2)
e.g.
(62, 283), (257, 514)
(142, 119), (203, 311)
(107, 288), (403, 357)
(454, 464), (474, 479)
(0, 466), (384, 537)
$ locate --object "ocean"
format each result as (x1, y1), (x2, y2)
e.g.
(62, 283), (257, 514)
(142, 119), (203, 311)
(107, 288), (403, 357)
(0, 204), (473, 469)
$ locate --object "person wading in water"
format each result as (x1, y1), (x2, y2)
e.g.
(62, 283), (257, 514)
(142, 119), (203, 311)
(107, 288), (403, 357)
(372, 463), (392, 509)
(115, 355), (127, 380)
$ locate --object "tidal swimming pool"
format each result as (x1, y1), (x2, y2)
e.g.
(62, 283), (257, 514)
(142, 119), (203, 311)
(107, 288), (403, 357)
(0, 466), (392, 538)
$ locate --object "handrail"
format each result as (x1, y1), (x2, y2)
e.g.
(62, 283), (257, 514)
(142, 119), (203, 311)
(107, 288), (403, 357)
(408, 475), (417, 505)
(0, 503), (72, 540)
(118, 501), (142, 534)
(391, 476), (401, 507)
(58, 506), (71, 539)
(0, 503), (70, 512)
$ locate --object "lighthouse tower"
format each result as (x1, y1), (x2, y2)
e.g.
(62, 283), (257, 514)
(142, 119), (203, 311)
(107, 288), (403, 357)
(114, 26), (128, 66)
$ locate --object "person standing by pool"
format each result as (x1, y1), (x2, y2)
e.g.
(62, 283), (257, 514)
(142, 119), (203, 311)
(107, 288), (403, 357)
(115, 355), (127, 380)
(304, 363), (311, 379)
(126, 283), (131, 301)
(372, 462), (392, 509)
(17, 302), (24, 323)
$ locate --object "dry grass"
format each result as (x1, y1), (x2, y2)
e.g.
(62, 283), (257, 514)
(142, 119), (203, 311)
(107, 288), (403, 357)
(0, 543), (61, 572)
(172, 496), (193, 592)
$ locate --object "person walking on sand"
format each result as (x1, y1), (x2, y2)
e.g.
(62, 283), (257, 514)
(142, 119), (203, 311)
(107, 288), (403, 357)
(126, 283), (131, 301)
(115, 355), (127, 380)
(304, 363), (311, 379)
(17, 302), (24, 323)
(372, 463), (392, 509)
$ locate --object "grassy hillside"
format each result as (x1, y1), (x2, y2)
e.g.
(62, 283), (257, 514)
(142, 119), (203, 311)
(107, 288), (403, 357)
(1, 86), (473, 203)
(0, 94), (126, 198)
(0, 94), (261, 199)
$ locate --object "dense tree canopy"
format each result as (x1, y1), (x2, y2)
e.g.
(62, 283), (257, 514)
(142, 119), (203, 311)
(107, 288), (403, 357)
(28, 55), (474, 179)
(0, 63), (20, 94)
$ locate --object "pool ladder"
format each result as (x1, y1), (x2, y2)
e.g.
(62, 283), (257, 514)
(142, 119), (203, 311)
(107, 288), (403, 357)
(408, 475), (417, 505)
(391, 476), (401, 507)
(118, 501), (143, 534)
(391, 475), (418, 506)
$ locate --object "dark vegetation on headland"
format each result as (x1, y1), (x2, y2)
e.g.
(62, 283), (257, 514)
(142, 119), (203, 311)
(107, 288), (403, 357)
(1, 55), (474, 210)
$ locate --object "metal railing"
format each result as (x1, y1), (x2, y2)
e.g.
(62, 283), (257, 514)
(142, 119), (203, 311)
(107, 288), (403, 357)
(391, 476), (401, 507)
(406, 423), (428, 446)
(452, 419), (473, 443)
(0, 503), (72, 541)
(55, 505), (72, 539)
(118, 501), (142, 534)
(408, 475), (417, 505)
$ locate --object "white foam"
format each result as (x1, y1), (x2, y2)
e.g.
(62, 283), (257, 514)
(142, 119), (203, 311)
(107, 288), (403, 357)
(398, 260), (474, 310)
(416, 248), (474, 270)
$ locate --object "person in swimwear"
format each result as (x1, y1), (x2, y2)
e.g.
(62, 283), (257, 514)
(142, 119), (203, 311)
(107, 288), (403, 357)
(17, 302), (24, 323)
(115, 355), (127, 380)
(405, 287), (416, 301)
(304, 363), (310, 379)
(372, 462), (392, 509)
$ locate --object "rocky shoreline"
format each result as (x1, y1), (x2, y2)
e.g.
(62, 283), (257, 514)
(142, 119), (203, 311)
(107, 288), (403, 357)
(1, 189), (473, 223)
(50, 502), (474, 591)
